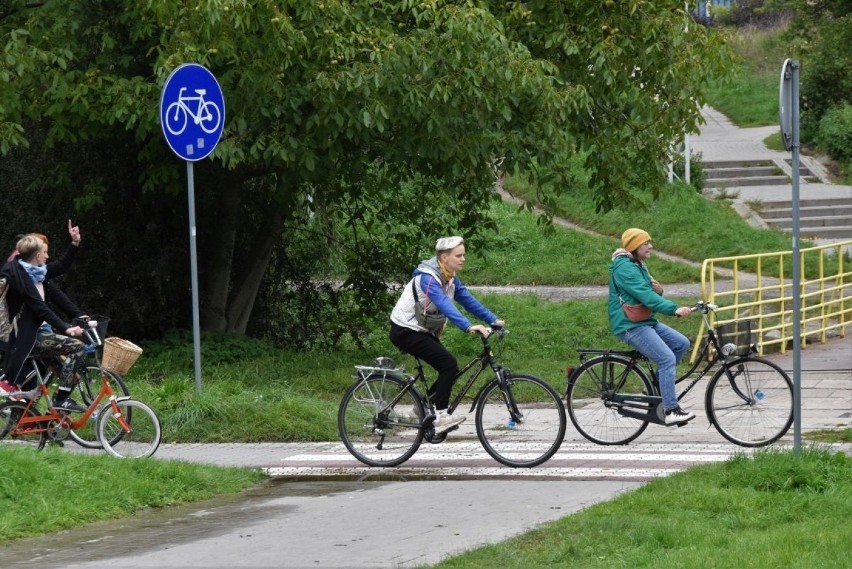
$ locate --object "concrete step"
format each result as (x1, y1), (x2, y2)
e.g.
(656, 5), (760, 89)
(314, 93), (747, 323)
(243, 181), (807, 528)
(768, 215), (852, 229)
(703, 159), (819, 186)
(703, 160), (774, 169)
(759, 204), (852, 220)
(764, 223), (852, 239)
(705, 175), (791, 188)
(759, 198), (852, 210)
(705, 166), (781, 179)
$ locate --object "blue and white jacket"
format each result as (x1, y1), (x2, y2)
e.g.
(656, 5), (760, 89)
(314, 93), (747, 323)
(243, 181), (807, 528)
(390, 257), (497, 336)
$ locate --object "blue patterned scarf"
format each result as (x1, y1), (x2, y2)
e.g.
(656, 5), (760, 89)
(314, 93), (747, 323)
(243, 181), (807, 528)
(18, 259), (47, 283)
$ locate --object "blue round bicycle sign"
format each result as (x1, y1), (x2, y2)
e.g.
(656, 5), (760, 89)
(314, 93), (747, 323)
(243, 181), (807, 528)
(160, 63), (225, 161)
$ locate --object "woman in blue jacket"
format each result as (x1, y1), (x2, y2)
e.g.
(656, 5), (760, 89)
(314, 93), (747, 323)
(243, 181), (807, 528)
(389, 236), (503, 435)
(609, 228), (695, 425)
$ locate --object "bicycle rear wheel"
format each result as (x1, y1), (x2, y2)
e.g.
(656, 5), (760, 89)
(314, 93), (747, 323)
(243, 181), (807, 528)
(476, 373), (566, 467)
(566, 356), (653, 445)
(338, 374), (425, 467)
(0, 401), (47, 450)
(706, 356), (793, 447)
(69, 367), (131, 449)
(97, 399), (161, 458)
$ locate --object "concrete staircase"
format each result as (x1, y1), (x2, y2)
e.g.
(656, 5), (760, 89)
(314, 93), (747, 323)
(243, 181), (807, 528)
(757, 198), (852, 239)
(703, 159), (819, 189)
(702, 157), (852, 242)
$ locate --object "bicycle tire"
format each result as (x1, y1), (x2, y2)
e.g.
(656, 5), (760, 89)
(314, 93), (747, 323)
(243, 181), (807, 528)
(338, 374), (425, 467)
(566, 355), (654, 445)
(97, 399), (162, 458)
(475, 373), (566, 468)
(69, 367), (131, 449)
(706, 356), (794, 447)
(0, 401), (47, 450)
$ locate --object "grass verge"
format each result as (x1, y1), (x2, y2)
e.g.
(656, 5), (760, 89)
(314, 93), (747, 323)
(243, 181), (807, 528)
(0, 446), (264, 540)
(427, 447), (852, 568)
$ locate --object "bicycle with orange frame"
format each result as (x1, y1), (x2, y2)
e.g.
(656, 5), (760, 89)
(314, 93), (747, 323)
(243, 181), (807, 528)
(0, 331), (160, 458)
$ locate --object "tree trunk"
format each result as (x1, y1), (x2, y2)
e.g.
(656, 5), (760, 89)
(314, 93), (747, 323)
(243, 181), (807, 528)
(226, 207), (284, 333)
(199, 176), (240, 332)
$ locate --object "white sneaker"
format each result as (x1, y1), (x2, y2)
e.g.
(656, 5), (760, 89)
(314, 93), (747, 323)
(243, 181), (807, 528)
(433, 410), (465, 434)
(664, 406), (696, 425)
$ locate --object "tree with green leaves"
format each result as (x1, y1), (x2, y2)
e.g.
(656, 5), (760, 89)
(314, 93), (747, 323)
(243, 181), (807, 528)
(1, 1), (729, 342)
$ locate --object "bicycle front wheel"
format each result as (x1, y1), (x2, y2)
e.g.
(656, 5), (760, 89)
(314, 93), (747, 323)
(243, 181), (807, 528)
(566, 356), (654, 445)
(706, 356), (793, 447)
(338, 375), (425, 467)
(69, 367), (131, 449)
(475, 374), (566, 467)
(97, 399), (161, 458)
(0, 401), (47, 450)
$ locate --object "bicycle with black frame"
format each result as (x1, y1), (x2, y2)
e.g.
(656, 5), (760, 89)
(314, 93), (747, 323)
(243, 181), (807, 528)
(565, 301), (794, 447)
(338, 326), (567, 467)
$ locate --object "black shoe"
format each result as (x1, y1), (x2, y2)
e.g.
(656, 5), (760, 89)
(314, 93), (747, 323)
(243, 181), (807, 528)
(55, 398), (87, 413)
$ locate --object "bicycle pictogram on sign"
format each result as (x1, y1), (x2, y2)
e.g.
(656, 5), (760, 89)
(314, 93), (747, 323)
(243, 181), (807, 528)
(160, 63), (225, 162)
(164, 87), (222, 136)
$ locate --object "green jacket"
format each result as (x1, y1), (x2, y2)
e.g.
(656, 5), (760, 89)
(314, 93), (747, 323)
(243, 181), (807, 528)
(608, 253), (678, 336)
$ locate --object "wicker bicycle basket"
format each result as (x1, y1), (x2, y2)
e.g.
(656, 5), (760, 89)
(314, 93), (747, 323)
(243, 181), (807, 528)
(101, 337), (143, 375)
(716, 320), (754, 357)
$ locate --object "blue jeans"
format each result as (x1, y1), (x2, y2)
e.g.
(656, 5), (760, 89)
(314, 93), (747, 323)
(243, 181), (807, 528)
(617, 323), (690, 410)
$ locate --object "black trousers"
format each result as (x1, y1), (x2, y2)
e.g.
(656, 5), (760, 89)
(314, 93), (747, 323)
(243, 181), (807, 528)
(389, 323), (458, 410)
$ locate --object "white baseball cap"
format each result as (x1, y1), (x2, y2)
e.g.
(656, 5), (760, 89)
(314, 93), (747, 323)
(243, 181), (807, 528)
(435, 236), (464, 253)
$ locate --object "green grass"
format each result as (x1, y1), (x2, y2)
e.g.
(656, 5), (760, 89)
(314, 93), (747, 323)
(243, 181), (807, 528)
(807, 428), (852, 444)
(427, 448), (852, 568)
(504, 176), (799, 263)
(462, 200), (700, 286)
(704, 25), (792, 127)
(0, 446), (264, 540)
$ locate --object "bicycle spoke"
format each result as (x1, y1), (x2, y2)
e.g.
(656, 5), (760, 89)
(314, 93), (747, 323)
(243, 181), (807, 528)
(0, 401), (47, 450)
(567, 356), (653, 445)
(707, 357), (793, 447)
(476, 374), (566, 467)
(97, 399), (161, 458)
(338, 375), (424, 467)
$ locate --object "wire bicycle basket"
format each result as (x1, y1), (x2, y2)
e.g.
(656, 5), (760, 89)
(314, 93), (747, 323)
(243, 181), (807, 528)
(101, 337), (143, 375)
(716, 320), (754, 357)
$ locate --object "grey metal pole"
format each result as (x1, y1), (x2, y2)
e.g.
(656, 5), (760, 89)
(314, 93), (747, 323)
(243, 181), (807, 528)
(790, 60), (802, 453)
(187, 162), (203, 393)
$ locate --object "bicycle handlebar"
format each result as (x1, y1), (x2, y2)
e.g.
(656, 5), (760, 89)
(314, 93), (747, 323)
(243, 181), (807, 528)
(479, 325), (507, 343)
(688, 301), (718, 314)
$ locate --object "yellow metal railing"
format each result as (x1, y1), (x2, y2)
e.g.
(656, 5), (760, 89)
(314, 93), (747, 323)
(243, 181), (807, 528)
(691, 240), (852, 363)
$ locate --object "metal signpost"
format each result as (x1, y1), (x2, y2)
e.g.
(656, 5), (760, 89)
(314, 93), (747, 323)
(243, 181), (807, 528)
(779, 58), (802, 453)
(160, 63), (226, 392)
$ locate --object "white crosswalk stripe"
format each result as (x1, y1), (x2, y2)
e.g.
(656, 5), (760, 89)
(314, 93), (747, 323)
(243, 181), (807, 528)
(265, 441), (760, 481)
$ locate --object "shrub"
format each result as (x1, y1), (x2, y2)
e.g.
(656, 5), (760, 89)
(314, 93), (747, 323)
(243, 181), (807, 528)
(673, 150), (706, 192)
(800, 16), (852, 131)
(815, 104), (852, 162)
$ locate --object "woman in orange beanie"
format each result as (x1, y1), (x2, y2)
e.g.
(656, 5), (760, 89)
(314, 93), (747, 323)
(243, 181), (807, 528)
(608, 228), (695, 425)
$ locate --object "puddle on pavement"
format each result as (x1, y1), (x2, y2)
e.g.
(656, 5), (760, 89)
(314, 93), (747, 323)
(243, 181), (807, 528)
(0, 479), (389, 568)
